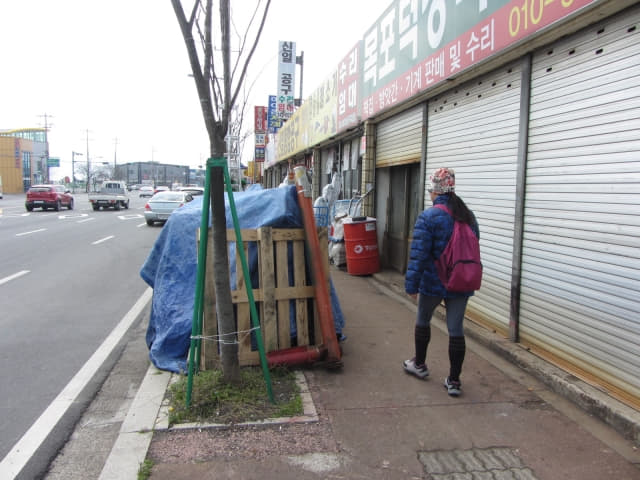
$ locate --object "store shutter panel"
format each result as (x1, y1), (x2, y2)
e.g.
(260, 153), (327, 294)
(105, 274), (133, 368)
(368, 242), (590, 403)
(376, 104), (423, 167)
(426, 63), (522, 334)
(521, 6), (640, 406)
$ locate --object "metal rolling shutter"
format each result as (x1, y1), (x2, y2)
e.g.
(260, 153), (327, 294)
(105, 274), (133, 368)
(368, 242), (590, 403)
(521, 7), (640, 405)
(426, 64), (522, 334)
(376, 104), (423, 167)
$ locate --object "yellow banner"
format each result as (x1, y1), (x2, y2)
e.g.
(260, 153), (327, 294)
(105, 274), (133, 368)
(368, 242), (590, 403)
(275, 70), (338, 162)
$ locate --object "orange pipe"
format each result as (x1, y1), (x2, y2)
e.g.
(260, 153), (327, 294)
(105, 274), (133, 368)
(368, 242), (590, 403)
(267, 345), (323, 367)
(294, 166), (342, 366)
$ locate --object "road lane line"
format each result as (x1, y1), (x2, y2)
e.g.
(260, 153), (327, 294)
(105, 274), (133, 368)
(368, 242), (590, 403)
(92, 235), (115, 245)
(16, 228), (46, 236)
(0, 270), (30, 286)
(78, 217), (95, 223)
(0, 287), (153, 479)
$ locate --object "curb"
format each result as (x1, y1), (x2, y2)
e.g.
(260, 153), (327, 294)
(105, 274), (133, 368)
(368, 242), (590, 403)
(98, 365), (172, 480)
(100, 367), (318, 477)
(368, 274), (640, 447)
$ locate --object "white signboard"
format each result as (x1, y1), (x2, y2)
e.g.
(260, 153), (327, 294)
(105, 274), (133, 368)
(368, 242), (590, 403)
(277, 41), (296, 120)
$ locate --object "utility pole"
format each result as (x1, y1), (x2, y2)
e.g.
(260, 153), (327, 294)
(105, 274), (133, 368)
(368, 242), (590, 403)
(85, 129), (91, 192)
(151, 146), (156, 187)
(38, 113), (53, 182)
(296, 51), (304, 107)
(113, 137), (118, 179)
(72, 151), (83, 193)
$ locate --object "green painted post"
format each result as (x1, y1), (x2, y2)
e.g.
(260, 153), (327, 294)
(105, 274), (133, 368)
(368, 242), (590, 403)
(186, 161), (212, 406)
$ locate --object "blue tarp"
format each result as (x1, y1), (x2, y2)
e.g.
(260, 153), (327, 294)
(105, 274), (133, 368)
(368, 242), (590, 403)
(140, 185), (344, 373)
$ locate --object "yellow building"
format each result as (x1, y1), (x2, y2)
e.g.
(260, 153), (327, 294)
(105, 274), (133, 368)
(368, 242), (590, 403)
(0, 128), (48, 193)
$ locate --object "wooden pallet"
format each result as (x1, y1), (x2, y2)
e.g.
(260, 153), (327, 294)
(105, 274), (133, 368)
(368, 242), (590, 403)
(199, 226), (328, 368)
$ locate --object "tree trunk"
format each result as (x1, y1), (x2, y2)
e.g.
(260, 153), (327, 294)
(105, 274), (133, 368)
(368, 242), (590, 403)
(210, 128), (240, 384)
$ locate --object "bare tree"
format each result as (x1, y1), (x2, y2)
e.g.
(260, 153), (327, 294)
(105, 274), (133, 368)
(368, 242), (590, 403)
(171, 0), (271, 384)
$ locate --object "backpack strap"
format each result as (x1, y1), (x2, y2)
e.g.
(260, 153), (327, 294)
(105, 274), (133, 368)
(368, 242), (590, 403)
(433, 203), (452, 216)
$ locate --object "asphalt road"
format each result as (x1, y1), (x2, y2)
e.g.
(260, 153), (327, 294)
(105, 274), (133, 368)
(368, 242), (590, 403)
(0, 191), (163, 479)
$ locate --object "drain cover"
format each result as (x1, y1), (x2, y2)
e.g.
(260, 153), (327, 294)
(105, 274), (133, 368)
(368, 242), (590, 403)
(418, 447), (538, 479)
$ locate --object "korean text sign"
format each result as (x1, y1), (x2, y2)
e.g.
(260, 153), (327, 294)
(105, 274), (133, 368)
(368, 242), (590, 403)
(277, 41), (296, 120)
(360, 0), (597, 118)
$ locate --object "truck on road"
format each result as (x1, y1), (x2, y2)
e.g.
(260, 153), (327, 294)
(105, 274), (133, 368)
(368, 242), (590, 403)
(88, 181), (130, 210)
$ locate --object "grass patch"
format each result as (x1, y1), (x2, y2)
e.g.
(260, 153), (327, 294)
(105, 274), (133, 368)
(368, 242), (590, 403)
(166, 366), (302, 426)
(137, 459), (153, 480)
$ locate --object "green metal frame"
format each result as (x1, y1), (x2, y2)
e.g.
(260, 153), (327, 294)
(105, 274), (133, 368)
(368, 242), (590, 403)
(186, 158), (273, 406)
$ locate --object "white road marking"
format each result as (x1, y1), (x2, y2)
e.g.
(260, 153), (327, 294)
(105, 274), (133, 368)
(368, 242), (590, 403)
(137, 223), (147, 228)
(0, 288), (153, 479)
(117, 214), (143, 220)
(92, 235), (114, 245)
(16, 228), (46, 236)
(78, 217), (95, 223)
(0, 270), (30, 286)
(58, 213), (88, 219)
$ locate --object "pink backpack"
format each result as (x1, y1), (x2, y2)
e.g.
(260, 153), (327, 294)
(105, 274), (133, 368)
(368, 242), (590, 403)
(433, 204), (482, 292)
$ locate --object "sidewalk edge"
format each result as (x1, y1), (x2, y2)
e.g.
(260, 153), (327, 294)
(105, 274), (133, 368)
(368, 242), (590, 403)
(98, 364), (171, 480)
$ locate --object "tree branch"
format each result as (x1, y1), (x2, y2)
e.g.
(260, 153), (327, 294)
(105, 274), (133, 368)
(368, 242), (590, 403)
(230, 0), (271, 110)
(171, 0), (216, 140)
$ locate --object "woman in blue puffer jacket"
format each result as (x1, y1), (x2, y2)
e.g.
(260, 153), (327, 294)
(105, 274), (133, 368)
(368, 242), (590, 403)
(403, 167), (479, 397)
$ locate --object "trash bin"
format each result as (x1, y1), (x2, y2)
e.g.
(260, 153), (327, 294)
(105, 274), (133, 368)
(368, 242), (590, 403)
(343, 216), (380, 275)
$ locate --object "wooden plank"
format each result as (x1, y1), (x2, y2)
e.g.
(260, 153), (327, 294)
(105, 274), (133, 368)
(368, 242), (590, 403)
(294, 239), (310, 346)
(239, 350), (260, 366)
(235, 241), (253, 362)
(231, 285), (315, 303)
(201, 226), (330, 368)
(258, 227), (277, 352)
(275, 237), (291, 349)
(201, 228), (219, 369)
(227, 228), (305, 242)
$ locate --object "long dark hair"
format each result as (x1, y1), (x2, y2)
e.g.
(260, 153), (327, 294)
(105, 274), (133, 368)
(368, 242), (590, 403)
(446, 192), (475, 225)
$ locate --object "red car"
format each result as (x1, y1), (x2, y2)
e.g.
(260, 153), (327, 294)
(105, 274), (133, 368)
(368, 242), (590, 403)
(25, 184), (74, 211)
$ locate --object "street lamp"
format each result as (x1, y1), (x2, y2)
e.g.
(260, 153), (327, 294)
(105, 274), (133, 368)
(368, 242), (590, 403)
(72, 151), (83, 193)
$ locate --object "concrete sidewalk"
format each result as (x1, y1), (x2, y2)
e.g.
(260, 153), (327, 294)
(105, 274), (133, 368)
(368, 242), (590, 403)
(101, 267), (640, 479)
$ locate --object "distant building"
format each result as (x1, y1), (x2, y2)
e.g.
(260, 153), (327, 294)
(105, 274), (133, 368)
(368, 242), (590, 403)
(114, 162), (200, 188)
(0, 128), (49, 193)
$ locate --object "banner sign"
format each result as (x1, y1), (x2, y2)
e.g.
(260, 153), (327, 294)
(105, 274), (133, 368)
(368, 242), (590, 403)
(360, 0), (597, 118)
(277, 41), (296, 120)
(267, 95), (282, 133)
(273, 0), (597, 161)
(255, 146), (265, 162)
(254, 106), (268, 133)
(337, 43), (361, 131)
(276, 69), (338, 161)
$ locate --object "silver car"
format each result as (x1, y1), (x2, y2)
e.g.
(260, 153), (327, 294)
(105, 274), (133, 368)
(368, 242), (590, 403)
(144, 191), (194, 226)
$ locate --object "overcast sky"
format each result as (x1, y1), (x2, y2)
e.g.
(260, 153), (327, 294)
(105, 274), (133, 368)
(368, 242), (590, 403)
(0, 0), (390, 180)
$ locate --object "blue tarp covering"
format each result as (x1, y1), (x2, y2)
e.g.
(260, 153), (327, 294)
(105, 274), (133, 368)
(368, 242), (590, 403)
(140, 185), (344, 373)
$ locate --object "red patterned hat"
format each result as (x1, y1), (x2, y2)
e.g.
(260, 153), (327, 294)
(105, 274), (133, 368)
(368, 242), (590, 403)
(428, 167), (455, 194)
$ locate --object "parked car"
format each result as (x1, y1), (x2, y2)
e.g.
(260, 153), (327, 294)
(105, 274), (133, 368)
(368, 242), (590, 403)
(139, 186), (154, 197)
(144, 191), (194, 226)
(154, 185), (170, 194)
(25, 184), (74, 211)
(177, 186), (204, 196)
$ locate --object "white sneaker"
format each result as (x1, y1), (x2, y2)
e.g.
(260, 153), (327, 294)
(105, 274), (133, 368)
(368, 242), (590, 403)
(403, 358), (429, 379)
(444, 377), (462, 396)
